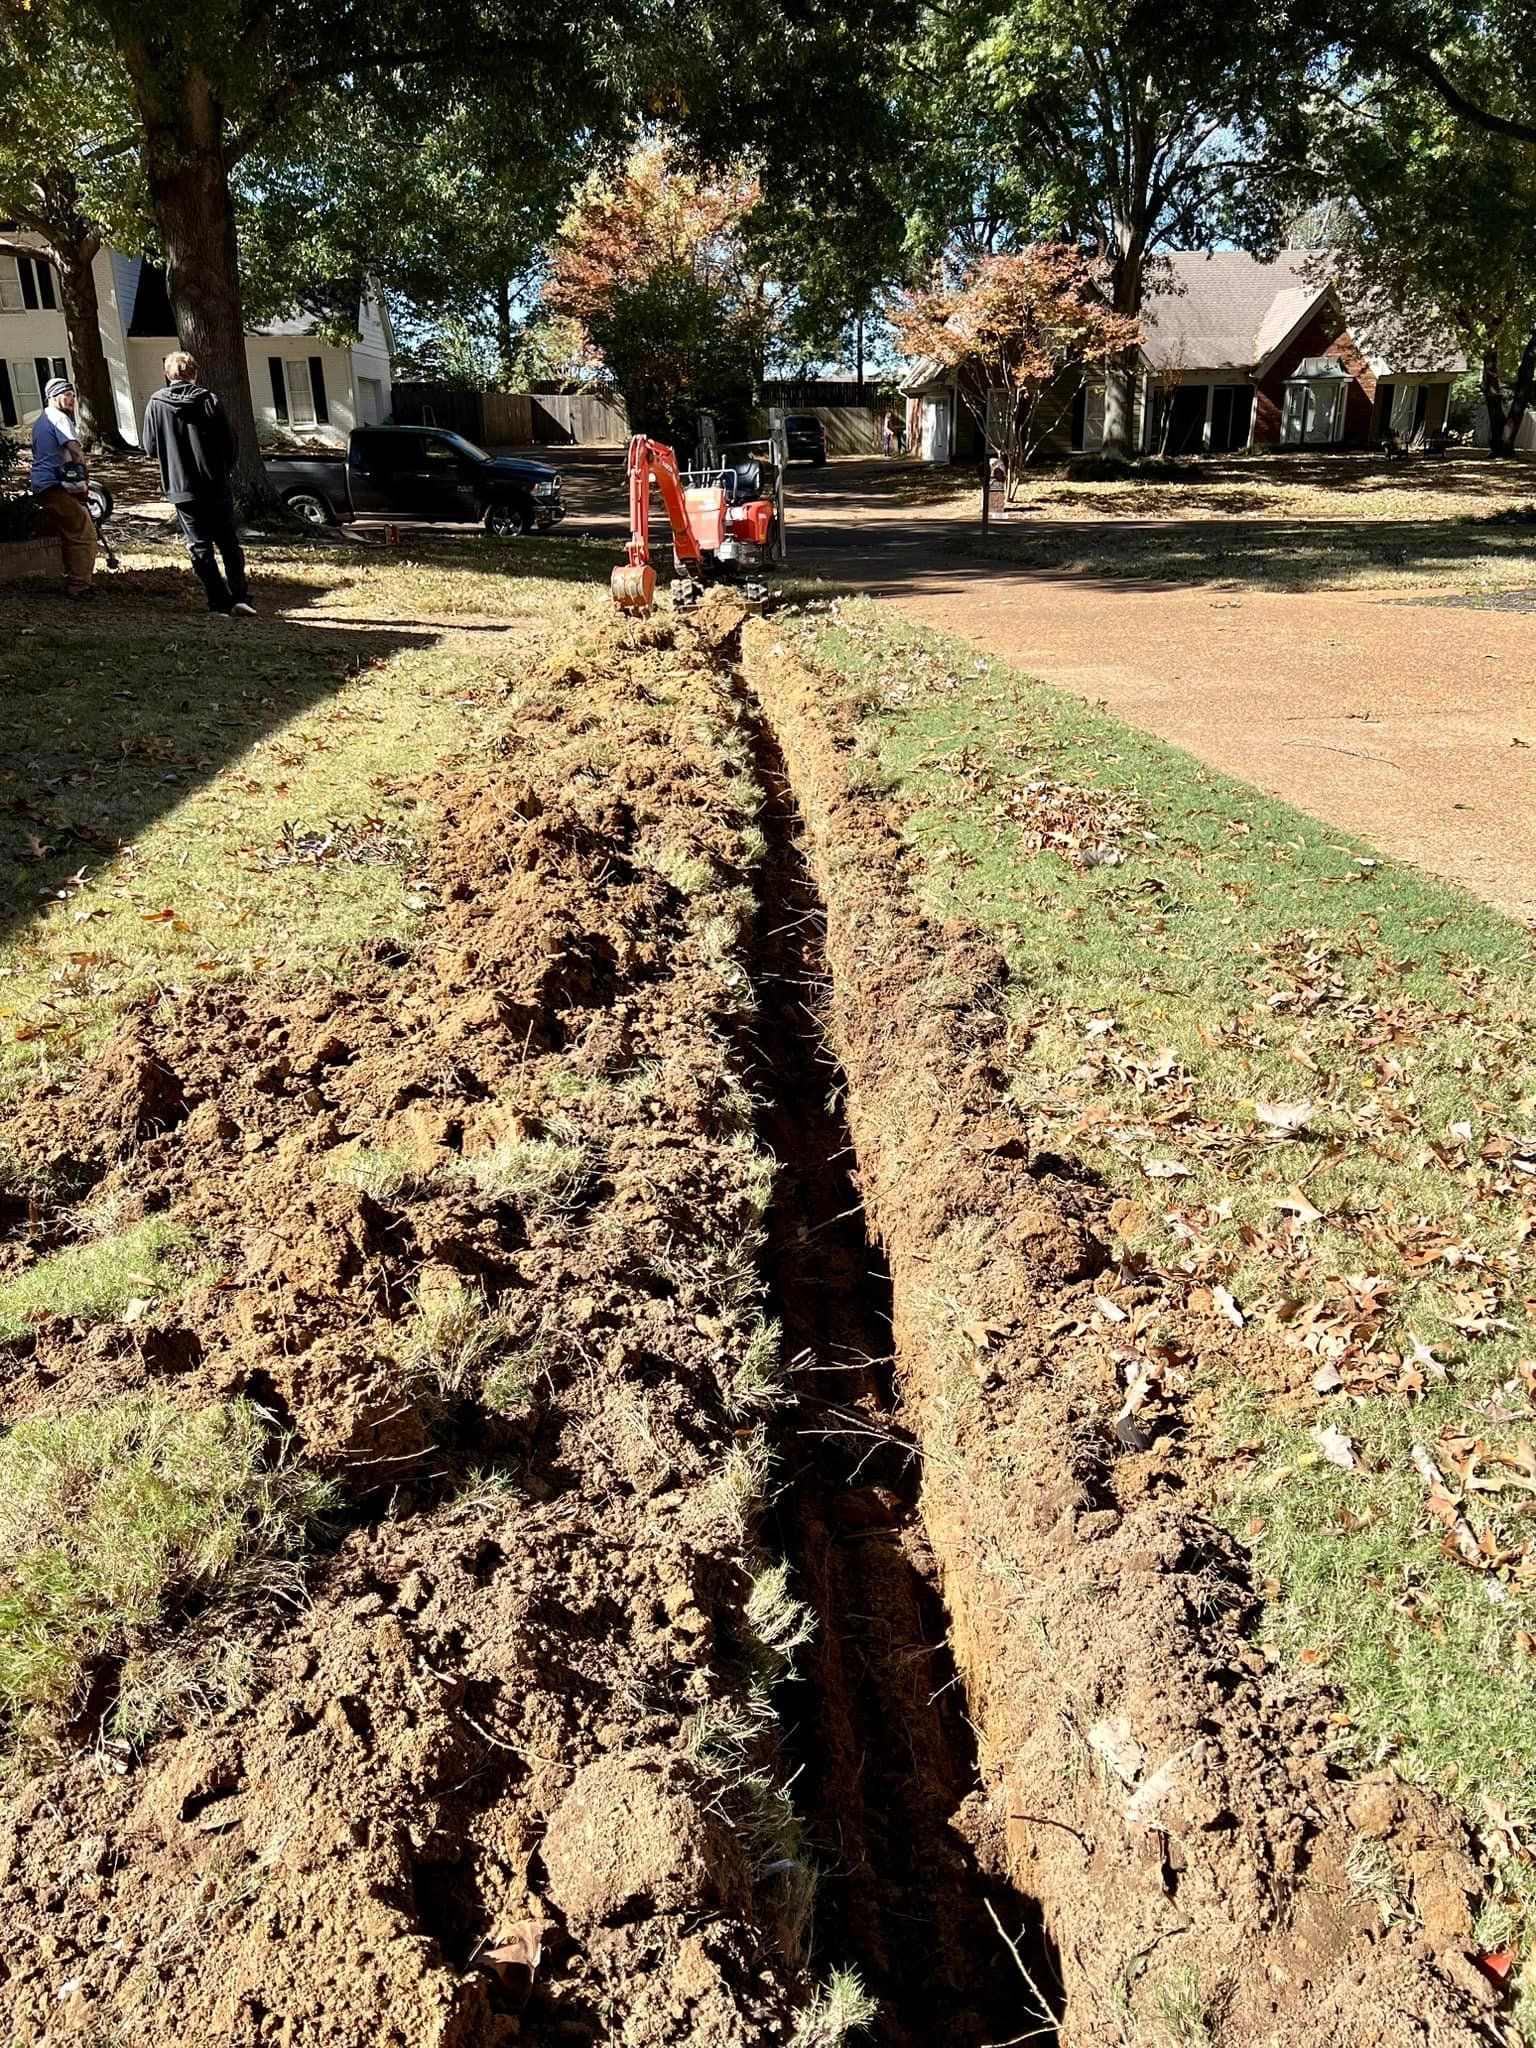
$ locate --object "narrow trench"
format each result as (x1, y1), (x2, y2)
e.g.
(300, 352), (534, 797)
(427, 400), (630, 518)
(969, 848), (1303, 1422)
(734, 664), (1059, 2048)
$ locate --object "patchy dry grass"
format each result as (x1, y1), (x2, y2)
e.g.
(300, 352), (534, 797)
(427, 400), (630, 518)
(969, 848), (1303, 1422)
(0, 528), (610, 1097)
(0, 1397), (331, 1762)
(798, 595), (1536, 1986)
(967, 451), (1536, 593)
(1012, 450), (1536, 525)
(0, 1216), (191, 1339)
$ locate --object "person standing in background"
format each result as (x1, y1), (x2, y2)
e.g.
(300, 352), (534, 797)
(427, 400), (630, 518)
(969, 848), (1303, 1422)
(30, 377), (97, 600)
(141, 351), (254, 617)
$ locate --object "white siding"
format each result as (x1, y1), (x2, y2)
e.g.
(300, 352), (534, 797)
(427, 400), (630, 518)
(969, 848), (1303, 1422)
(0, 240), (71, 424)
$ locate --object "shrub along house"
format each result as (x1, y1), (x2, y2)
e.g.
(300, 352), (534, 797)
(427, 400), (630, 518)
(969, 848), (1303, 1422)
(903, 249), (1462, 463)
(0, 235), (393, 446)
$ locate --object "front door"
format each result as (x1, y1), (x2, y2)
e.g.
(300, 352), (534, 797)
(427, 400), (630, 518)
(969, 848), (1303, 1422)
(921, 397), (951, 464)
(1166, 387), (1208, 455)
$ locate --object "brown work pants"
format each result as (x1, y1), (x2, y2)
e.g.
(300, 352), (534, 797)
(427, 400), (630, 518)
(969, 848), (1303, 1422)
(37, 486), (97, 592)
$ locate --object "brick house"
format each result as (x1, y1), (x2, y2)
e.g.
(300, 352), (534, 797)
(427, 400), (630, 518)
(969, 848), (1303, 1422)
(1136, 251), (1461, 456)
(904, 249), (1463, 462)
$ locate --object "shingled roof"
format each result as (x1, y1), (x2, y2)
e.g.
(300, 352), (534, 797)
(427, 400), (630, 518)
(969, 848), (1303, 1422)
(1141, 249), (1462, 376)
(1141, 251), (1323, 372)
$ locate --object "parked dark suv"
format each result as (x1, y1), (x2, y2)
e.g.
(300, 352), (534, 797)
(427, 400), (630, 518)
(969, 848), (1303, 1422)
(781, 413), (827, 466)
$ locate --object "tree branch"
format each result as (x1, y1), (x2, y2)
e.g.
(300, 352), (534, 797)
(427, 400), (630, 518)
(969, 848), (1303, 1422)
(1376, 38), (1536, 146)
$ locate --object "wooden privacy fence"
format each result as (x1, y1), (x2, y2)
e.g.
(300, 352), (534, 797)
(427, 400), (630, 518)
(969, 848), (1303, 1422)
(755, 404), (887, 455)
(392, 384), (629, 447)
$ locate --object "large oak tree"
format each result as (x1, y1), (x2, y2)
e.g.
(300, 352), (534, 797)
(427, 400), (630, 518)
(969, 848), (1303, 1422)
(0, 33), (146, 446)
(14, 0), (896, 500)
(897, 0), (1311, 448)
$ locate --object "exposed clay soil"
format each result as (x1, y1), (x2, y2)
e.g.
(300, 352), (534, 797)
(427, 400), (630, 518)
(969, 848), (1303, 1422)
(741, 620), (1509, 2047)
(0, 604), (816, 2046)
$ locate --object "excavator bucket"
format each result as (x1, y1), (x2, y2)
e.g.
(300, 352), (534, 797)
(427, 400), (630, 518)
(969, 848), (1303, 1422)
(611, 562), (657, 614)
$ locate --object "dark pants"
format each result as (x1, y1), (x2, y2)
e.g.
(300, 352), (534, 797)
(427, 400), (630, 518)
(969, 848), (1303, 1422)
(175, 498), (248, 612)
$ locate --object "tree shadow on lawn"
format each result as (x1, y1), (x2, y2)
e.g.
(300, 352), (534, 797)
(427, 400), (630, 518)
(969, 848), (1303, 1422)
(0, 567), (445, 958)
(959, 513), (1536, 594)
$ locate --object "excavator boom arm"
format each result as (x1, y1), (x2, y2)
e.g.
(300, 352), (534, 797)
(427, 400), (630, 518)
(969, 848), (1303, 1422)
(623, 435), (704, 574)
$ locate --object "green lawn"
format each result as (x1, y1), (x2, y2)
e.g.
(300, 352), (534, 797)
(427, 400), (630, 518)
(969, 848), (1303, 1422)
(795, 595), (1536, 1979)
(0, 531), (610, 1096)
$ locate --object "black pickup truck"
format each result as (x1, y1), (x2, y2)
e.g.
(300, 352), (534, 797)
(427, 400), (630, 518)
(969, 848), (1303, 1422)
(265, 426), (565, 536)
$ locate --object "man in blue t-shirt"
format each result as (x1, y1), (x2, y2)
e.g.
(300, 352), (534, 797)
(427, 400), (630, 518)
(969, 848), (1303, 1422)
(30, 377), (97, 599)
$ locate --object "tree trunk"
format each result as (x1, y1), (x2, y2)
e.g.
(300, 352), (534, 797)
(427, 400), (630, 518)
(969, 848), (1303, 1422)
(129, 60), (264, 507)
(50, 234), (129, 450)
(1103, 230), (1147, 457)
(495, 280), (514, 386)
(1491, 324), (1536, 457)
(1482, 345), (1510, 456)
(1102, 364), (1136, 455)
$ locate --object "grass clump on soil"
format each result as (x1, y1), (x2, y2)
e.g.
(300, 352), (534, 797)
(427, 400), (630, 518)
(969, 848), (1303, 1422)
(790, 1968), (878, 2046)
(404, 1277), (502, 1395)
(455, 1129), (591, 1218)
(325, 1143), (435, 1203)
(795, 596), (1536, 1971)
(1149, 1962), (1220, 2046)
(0, 1215), (190, 1339)
(744, 1558), (816, 1677)
(0, 1396), (331, 1761)
(708, 1425), (774, 1547)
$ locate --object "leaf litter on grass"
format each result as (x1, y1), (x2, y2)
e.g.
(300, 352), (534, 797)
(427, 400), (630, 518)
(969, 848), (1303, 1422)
(796, 594), (1536, 2000)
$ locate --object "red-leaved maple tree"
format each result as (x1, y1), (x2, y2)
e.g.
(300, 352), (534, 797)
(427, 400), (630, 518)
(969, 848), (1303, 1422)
(547, 145), (777, 442)
(896, 246), (1141, 487)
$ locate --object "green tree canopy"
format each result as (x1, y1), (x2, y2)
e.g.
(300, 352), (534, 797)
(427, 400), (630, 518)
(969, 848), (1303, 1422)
(892, 0), (1314, 445)
(0, 23), (149, 443)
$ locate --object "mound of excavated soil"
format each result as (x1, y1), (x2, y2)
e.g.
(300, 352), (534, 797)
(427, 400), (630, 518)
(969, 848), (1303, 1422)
(0, 602), (815, 2046)
(742, 620), (1506, 2048)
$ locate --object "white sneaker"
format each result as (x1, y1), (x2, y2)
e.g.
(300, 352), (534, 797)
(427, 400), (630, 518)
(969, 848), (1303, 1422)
(231, 600), (257, 616)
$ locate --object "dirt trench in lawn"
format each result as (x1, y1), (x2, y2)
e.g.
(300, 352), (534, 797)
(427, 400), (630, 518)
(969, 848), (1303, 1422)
(0, 596), (1036, 2048)
(0, 590), (1506, 2048)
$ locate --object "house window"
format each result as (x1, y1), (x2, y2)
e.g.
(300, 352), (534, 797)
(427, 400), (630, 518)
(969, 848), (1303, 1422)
(284, 357), (317, 428)
(0, 255), (22, 313)
(358, 375), (384, 426)
(10, 359), (42, 420)
(1281, 367), (1349, 446)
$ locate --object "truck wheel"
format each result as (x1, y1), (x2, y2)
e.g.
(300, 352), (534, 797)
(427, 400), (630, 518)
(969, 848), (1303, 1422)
(285, 490), (333, 529)
(485, 500), (529, 538)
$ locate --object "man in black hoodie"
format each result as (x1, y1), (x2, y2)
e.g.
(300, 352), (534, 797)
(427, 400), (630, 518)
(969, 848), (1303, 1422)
(141, 351), (254, 617)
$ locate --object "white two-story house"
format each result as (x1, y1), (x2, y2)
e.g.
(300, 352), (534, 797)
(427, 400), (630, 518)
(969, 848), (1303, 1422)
(0, 236), (393, 445)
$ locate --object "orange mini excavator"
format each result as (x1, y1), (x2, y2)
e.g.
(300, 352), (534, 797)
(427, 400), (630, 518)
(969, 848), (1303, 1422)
(611, 431), (786, 614)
